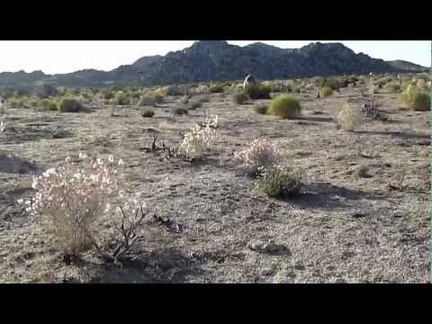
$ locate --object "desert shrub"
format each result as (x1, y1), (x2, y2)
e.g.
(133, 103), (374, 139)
(40, 98), (58, 111)
(257, 165), (303, 198)
(188, 101), (202, 110)
(254, 104), (268, 114)
(101, 89), (114, 100)
(244, 83), (271, 99)
(233, 92), (249, 105)
(19, 154), (123, 258)
(29, 98), (40, 108)
(337, 103), (361, 131)
(179, 115), (218, 159)
(146, 90), (165, 104)
(400, 85), (430, 111)
(7, 98), (25, 108)
(138, 96), (156, 107)
(235, 138), (280, 176)
(209, 84), (225, 93)
(173, 107), (188, 115)
(385, 82), (401, 93)
(58, 98), (85, 112)
(268, 94), (301, 118)
(142, 109), (155, 118)
(319, 86), (333, 98)
(113, 91), (131, 105)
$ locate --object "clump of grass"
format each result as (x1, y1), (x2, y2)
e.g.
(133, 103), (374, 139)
(337, 103), (361, 131)
(142, 109), (155, 118)
(233, 92), (249, 105)
(257, 165), (303, 198)
(40, 98), (58, 111)
(244, 83), (271, 100)
(268, 94), (301, 118)
(58, 98), (85, 112)
(235, 138), (280, 176)
(254, 104), (268, 114)
(319, 86), (333, 98)
(400, 85), (430, 111)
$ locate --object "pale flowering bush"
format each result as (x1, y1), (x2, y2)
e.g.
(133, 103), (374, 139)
(235, 138), (280, 176)
(337, 103), (361, 131)
(179, 115), (218, 159)
(19, 153), (127, 259)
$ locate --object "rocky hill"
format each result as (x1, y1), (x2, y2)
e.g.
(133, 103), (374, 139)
(0, 41), (427, 91)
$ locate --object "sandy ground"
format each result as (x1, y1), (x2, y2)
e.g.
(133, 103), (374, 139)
(0, 85), (430, 283)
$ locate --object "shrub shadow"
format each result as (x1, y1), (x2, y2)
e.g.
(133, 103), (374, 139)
(278, 182), (384, 209)
(354, 130), (429, 140)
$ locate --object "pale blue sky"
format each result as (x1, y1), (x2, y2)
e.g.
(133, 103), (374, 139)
(0, 41), (429, 74)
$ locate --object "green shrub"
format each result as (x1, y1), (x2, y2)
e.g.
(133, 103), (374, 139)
(58, 98), (85, 112)
(209, 84), (225, 93)
(114, 91), (131, 105)
(385, 82), (401, 93)
(7, 98), (25, 108)
(40, 98), (58, 111)
(268, 94), (301, 118)
(101, 89), (114, 100)
(244, 83), (271, 100)
(142, 109), (155, 118)
(233, 92), (249, 105)
(253, 104), (268, 114)
(257, 165), (303, 198)
(319, 86), (333, 98)
(400, 85), (430, 111)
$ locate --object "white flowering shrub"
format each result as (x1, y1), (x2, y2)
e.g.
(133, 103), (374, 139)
(235, 138), (280, 176)
(179, 115), (218, 159)
(337, 103), (361, 131)
(19, 153), (127, 259)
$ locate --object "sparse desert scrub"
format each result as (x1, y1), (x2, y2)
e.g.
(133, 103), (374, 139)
(400, 85), (430, 111)
(337, 102), (361, 131)
(235, 138), (280, 176)
(114, 91), (131, 105)
(256, 165), (303, 198)
(178, 115), (218, 159)
(268, 94), (301, 119)
(253, 104), (268, 114)
(244, 83), (271, 100)
(138, 96), (156, 107)
(319, 86), (333, 98)
(58, 98), (85, 113)
(145, 90), (165, 104)
(142, 109), (155, 118)
(7, 98), (25, 108)
(233, 92), (249, 105)
(39, 98), (58, 111)
(209, 83), (225, 93)
(384, 82), (401, 93)
(101, 89), (115, 100)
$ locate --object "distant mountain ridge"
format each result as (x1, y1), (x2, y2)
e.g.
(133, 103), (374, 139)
(0, 41), (428, 91)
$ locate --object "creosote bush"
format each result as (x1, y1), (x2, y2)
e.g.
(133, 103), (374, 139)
(209, 84), (225, 93)
(268, 94), (301, 118)
(337, 103), (361, 131)
(400, 85), (430, 111)
(319, 86), (333, 98)
(254, 104), (268, 114)
(257, 165), (303, 198)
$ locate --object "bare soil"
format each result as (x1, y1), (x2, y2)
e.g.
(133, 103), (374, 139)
(0, 86), (430, 283)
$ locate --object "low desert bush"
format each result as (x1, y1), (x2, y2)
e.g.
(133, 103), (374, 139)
(337, 103), (361, 131)
(235, 138), (280, 176)
(142, 109), (155, 118)
(179, 115), (218, 159)
(244, 83), (271, 99)
(233, 92), (249, 105)
(40, 98), (58, 111)
(114, 91), (131, 105)
(58, 98), (85, 112)
(319, 86), (333, 98)
(7, 98), (25, 108)
(257, 165), (303, 198)
(268, 94), (301, 118)
(400, 85), (430, 111)
(209, 84), (225, 93)
(173, 107), (188, 115)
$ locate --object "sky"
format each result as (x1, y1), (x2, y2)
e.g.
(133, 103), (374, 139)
(0, 41), (429, 75)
